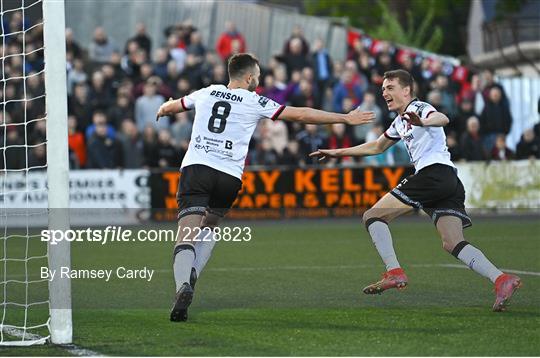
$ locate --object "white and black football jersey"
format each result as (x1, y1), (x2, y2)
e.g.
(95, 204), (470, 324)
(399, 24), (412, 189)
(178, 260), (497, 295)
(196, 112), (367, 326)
(384, 99), (455, 172)
(180, 84), (284, 179)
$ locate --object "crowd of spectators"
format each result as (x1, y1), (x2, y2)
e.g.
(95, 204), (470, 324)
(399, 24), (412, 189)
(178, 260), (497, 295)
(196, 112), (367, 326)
(1, 13), (539, 171)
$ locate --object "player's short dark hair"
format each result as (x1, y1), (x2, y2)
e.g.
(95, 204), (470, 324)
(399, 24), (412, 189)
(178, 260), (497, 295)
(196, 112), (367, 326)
(228, 53), (259, 79)
(383, 69), (414, 90)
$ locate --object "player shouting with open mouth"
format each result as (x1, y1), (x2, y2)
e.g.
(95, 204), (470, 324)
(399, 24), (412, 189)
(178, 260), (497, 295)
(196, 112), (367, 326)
(156, 53), (375, 321)
(310, 69), (521, 312)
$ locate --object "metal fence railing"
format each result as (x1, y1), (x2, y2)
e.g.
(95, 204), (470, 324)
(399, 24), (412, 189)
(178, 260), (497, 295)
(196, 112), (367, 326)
(65, 0), (348, 65)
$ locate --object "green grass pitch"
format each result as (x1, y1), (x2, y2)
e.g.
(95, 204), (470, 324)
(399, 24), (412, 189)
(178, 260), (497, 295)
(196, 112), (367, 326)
(2, 216), (539, 356)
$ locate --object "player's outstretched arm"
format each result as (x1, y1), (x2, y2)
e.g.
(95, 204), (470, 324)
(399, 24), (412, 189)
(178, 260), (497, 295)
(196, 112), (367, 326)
(404, 111), (449, 127)
(156, 97), (184, 121)
(309, 134), (396, 161)
(278, 106), (375, 126)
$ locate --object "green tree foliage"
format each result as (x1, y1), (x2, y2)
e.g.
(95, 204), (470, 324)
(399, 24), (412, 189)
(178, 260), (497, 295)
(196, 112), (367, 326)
(368, 0), (443, 52)
(303, 0), (470, 56)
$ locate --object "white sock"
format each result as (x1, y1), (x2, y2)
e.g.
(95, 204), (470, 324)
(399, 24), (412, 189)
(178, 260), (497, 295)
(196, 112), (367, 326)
(367, 220), (401, 271)
(193, 227), (217, 276)
(173, 244), (195, 291)
(454, 242), (503, 283)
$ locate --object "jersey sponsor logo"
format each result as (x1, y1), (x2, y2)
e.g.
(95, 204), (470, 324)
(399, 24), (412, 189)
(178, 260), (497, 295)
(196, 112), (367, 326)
(194, 143), (233, 158)
(209, 90), (243, 102)
(258, 96), (270, 107)
(225, 140), (233, 149)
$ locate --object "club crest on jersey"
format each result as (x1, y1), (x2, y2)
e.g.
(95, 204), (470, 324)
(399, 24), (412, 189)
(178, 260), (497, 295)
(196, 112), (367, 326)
(414, 102), (428, 115)
(258, 96), (270, 108)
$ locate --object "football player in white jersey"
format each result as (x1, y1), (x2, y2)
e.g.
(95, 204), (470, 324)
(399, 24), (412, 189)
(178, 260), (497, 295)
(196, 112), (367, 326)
(310, 69), (521, 312)
(156, 53), (375, 321)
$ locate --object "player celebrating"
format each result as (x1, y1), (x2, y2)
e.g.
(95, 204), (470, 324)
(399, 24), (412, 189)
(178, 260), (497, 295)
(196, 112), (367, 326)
(310, 69), (521, 312)
(156, 53), (375, 321)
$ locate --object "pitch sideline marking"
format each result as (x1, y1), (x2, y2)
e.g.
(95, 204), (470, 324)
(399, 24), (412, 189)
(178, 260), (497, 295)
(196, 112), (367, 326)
(155, 264), (540, 276)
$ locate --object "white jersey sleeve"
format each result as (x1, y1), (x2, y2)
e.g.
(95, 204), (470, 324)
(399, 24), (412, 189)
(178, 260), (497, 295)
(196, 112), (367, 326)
(409, 101), (437, 119)
(384, 119), (401, 141)
(252, 95), (286, 121)
(180, 87), (208, 111)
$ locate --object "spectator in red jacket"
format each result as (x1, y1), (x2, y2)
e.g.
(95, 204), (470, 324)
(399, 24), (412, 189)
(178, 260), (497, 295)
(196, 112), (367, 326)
(327, 123), (353, 165)
(215, 21), (246, 61)
(67, 115), (87, 168)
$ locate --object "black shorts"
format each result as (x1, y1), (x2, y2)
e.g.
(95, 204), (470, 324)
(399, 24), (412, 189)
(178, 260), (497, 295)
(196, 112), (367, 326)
(176, 164), (243, 219)
(390, 164), (472, 228)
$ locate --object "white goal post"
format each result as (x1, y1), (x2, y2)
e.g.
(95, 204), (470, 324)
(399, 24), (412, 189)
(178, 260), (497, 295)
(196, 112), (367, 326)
(43, 0), (72, 345)
(0, 0), (71, 346)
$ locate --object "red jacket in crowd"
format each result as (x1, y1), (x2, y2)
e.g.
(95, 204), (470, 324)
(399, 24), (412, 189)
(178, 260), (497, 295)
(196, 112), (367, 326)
(215, 31), (246, 60)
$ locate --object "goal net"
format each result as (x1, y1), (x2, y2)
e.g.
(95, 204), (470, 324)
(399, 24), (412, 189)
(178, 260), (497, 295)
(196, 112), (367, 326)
(0, 0), (71, 346)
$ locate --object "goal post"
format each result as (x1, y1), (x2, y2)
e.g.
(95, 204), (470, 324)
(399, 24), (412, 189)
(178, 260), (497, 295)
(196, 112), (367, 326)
(43, 0), (72, 345)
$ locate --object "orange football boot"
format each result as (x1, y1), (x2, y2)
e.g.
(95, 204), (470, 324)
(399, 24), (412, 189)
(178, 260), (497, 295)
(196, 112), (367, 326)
(363, 268), (408, 294)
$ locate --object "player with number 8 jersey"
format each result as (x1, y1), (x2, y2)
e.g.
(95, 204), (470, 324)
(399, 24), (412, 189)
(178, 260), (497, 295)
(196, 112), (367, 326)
(180, 83), (285, 179)
(156, 53), (375, 322)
